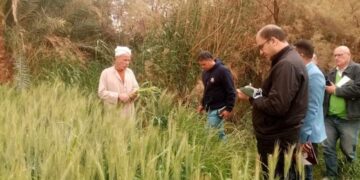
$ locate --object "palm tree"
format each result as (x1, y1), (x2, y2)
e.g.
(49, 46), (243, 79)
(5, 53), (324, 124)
(0, 0), (115, 86)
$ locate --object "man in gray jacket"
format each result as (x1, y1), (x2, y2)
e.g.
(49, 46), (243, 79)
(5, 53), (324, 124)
(323, 46), (360, 178)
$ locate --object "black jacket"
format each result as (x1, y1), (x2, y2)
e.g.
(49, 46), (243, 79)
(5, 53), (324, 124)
(251, 46), (308, 140)
(324, 62), (360, 120)
(201, 59), (236, 112)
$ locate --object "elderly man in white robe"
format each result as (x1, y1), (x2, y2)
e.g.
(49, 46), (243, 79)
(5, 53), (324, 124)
(98, 46), (139, 119)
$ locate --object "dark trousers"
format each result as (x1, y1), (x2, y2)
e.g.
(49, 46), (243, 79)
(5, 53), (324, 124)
(304, 143), (318, 180)
(257, 134), (299, 180)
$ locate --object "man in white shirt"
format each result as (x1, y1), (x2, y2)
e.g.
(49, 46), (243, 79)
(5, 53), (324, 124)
(98, 46), (139, 118)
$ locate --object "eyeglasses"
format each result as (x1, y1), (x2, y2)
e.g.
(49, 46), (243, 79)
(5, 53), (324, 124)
(333, 53), (344, 57)
(257, 39), (270, 50)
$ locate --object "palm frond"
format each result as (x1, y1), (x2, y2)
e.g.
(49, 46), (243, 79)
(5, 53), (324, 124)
(94, 40), (113, 63)
(14, 0), (40, 24)
(14, 54), (31, 90)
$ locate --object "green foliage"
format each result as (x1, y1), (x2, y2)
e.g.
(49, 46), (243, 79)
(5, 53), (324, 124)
(0, 81), (257, 179)
(2, 0), (360, 178)
(283, 145), (297, 179)
(137, 28), (199, 94)
(133, 0), (266, 94)
(2, 0), (123, 94)
(34, 58), (106, 93)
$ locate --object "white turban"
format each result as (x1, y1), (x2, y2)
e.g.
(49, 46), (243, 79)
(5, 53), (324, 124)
(115, 46), (131, 57)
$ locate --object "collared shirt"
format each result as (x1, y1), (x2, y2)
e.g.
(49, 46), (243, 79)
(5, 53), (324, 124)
(329, 71), (347, 119)
(336, 65), (348, 77)
(270, 46), (291, 67)
(98, 66), (139, 117)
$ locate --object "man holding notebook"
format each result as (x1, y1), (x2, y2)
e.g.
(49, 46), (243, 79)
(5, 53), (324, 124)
(323, 46), (360, 179)
(237, 24), (308, 179)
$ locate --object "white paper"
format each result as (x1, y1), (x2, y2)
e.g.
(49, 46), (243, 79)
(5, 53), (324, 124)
(336, 75), (351, 87)
(302, 152), (312, 165)
(302, 159), (312, 165)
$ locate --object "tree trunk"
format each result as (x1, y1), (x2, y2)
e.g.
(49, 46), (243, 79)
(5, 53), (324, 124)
(0, 15), (13, 84)
(273, 0), (279, 24)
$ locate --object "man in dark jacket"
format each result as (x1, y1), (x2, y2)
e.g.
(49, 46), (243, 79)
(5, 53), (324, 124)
(237, 24), (308, 179)
(197, 51), (236, 140)
(322, 46), (360, 178)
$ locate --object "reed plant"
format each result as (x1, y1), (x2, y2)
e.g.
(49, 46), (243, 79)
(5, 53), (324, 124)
(136, 0), (264, 94)
(283, 145), (296, 178)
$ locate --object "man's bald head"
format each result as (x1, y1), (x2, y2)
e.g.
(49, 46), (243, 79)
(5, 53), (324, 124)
(256, 24), (287, 42)
(334, 46), (351, 55)
(255, 24), (289, 61)
(333, 45), (351, 69)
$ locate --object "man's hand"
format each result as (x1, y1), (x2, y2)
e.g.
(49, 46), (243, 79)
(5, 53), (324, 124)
(236, 89), (249, 101)
(118, 93), (130, 102)
(197, 105), (204, 114)
(219, 110), (231, 120)
(301, 143), (312, 153)
(129, 90), (139, 101)
(325, 82), (336, 95)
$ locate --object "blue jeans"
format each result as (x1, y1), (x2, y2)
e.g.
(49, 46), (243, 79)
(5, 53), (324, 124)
(207, 109), (226, 140)
(323, 116), (360, 177)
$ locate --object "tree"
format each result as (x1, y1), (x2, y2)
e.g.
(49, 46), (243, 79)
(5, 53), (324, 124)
(0, 0), (117, 86)
(256, 0), (286, 24)
(0, 0), (14, 84)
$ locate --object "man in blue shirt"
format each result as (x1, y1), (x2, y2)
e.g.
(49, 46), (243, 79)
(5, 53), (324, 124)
(294, 40), (326, 180)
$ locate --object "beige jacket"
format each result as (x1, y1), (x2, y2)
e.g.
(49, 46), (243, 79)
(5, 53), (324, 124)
(98, 66), (139, 118)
